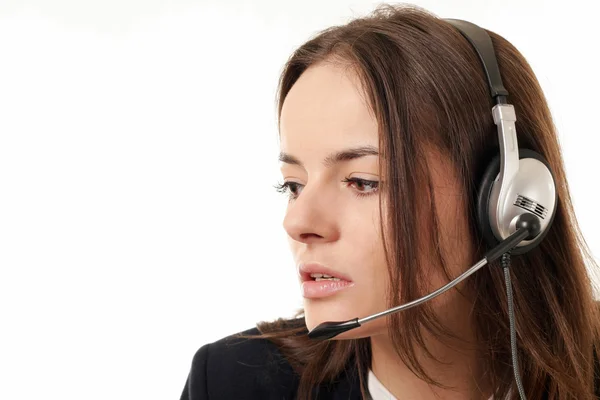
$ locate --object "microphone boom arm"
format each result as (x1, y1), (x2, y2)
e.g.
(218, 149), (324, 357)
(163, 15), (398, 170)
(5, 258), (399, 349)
(358, 257), (488, 325)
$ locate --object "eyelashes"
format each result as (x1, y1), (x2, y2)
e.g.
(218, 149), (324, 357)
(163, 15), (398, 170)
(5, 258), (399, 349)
(273, 177), (379, 201)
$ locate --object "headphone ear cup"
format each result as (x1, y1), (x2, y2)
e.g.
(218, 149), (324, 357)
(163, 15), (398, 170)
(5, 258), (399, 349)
(477, 153), (501, 252)
(476, 148), (557, 255)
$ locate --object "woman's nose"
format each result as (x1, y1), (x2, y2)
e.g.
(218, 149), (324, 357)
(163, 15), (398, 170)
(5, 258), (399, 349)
(282, 182), (340, 244)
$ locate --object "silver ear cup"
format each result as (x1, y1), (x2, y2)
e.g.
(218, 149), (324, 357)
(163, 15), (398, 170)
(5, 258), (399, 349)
(477, 149), (557, 255)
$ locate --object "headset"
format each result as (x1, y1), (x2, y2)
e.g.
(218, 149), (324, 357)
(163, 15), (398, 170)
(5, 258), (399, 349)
(307, 19), (559, 400)
(444, 19), (558, 254)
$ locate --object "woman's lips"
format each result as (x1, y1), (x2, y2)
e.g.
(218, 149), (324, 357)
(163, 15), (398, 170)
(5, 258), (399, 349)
(301, 278), (354, 298)
(298, 263), (354, 298)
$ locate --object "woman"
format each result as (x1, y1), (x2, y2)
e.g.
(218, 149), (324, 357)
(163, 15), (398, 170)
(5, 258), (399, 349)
(180, 4), (600, 399)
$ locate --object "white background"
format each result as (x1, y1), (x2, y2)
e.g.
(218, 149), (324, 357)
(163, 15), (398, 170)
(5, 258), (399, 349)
(0, 1), (598, 399)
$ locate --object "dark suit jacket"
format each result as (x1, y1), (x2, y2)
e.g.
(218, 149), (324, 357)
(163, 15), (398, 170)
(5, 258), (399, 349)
(180, 327), (600, 399)
(179, 327), (363, 400)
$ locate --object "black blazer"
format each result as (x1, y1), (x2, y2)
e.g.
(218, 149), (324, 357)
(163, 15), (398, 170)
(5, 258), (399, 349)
(180, 327), (600, 399)
(179, 327), (363, 400)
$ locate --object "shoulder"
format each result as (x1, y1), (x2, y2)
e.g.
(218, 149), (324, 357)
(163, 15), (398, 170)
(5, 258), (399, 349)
(180, 326), (300, 400)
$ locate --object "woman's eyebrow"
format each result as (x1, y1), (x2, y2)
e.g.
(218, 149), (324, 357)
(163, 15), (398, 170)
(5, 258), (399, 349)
(278, 145), (379, 168)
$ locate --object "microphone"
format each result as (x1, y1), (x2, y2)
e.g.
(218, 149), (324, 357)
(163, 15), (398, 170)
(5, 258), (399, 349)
(307, 213), (541, 340)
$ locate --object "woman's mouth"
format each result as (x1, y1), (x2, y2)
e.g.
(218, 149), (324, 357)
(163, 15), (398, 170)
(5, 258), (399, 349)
(298, 264), (355, 299)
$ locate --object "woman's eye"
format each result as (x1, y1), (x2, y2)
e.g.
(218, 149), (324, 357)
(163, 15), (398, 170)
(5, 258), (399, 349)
(274, 181), (303, 199)
(273, 177), (379, 200)
(342, 177), (379, 197)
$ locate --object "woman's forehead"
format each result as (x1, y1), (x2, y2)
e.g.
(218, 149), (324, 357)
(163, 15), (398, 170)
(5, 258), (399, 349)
(279, 63), (377, 150)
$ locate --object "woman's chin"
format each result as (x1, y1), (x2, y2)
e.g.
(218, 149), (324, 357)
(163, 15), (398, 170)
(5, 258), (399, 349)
(303, 299), (353, 329)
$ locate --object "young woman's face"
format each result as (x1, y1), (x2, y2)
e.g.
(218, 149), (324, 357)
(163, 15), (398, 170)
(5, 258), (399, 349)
(279, 61), (472, 340)
(278, 61), (390, 338)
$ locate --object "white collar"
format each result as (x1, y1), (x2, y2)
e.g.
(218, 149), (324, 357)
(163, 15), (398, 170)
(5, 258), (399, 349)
(368, 369), (397, 399)
(368, 369), (496, 400)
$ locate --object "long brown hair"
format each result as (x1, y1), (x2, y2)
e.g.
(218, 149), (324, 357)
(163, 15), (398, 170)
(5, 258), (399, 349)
(241, 4), (600, 399)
